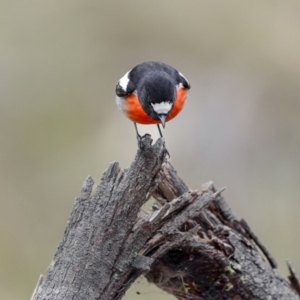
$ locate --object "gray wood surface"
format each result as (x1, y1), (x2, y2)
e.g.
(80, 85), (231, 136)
(31, 136), (300, 300)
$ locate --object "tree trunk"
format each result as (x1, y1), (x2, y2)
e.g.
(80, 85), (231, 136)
(31, 136), (300, 300)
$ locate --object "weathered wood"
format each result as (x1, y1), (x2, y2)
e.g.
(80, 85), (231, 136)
(146, 165), (300, 300)
(31, 136), (165, 300)
(31, 135), (300, 300)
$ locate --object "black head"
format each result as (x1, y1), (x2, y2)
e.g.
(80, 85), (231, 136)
(137, 71), (176, 126)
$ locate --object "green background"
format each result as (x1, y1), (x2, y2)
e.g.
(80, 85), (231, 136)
(1, 1), (300, 299)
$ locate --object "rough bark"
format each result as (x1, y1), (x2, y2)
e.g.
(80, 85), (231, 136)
(31, 136), (300, 300)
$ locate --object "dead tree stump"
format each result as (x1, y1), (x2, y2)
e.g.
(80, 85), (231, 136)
(31, 136), (300, 300)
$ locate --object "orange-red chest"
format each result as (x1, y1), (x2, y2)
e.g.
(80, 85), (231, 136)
(123, 88), (187, 125)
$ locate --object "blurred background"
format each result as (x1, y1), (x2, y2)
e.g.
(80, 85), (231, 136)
(1, 1), (300, 299)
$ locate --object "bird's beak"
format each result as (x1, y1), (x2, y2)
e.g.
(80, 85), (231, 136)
(158, 114), (167, 128)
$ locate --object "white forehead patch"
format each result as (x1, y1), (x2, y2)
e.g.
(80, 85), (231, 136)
(151, 102), (172, 115)
(118, 70), (131, 92)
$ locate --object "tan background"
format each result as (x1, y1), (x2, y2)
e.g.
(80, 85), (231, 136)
(1, 1), (300, 299)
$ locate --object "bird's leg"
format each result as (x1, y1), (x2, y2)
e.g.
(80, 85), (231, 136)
(157, 124), (170, 157)
(134, 123), (149, 150)
(134, 122), (143, 149)
(157, 124), (163, 138)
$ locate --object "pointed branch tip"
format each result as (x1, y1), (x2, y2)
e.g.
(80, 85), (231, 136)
(213, 187), (226, 198)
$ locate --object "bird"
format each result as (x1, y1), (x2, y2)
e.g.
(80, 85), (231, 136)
(115, 61), (190, 153)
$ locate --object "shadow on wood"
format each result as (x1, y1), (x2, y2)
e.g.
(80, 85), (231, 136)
(31, 135), (300, 300)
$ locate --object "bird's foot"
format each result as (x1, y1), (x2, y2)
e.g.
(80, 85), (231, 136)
(163, 143), (170, 158)
(136, 134), (170, 158)
(136, 133), (151, 150)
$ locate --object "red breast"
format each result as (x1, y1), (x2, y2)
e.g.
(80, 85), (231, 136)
(123, 88), (187, 125)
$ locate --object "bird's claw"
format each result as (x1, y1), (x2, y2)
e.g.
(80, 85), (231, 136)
(163, 144), (170, 158)
(136, 134), (170, 157)
(136, 133), (151, 150)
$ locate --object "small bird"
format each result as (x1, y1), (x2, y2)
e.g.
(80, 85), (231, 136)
(115, 61), (190, 152)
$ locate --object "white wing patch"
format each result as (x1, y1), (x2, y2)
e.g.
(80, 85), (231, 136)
(177, 82), (184, 89)
(179, 71), (190, 85)
(151, 102), (172, 114)
(118, 70), (131, 92)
